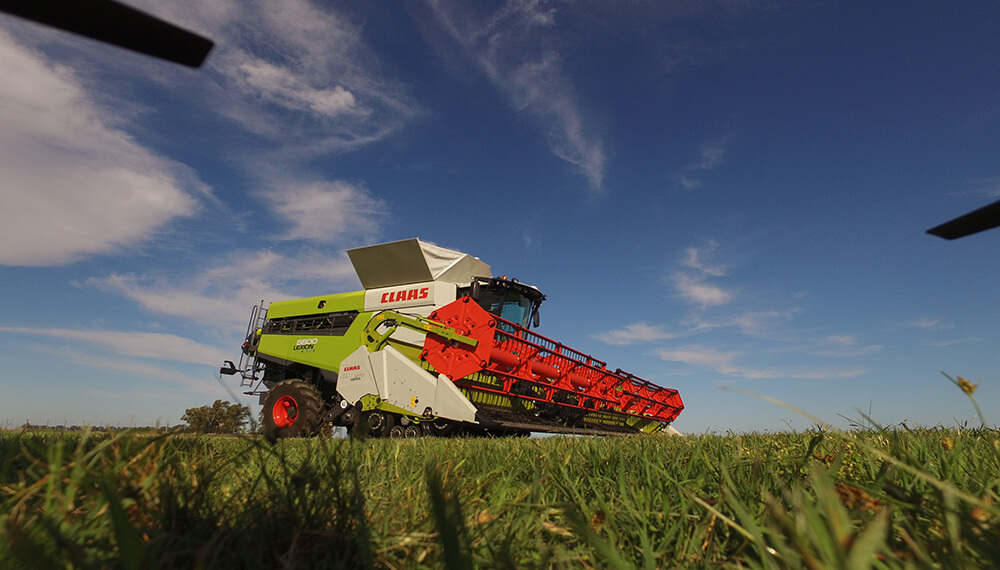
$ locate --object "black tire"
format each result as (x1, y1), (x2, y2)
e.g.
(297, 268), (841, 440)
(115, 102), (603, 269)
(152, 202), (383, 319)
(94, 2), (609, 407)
(421, 418), (457, 437)
(362, 410), (395, 438)
(262, 379), (323, 438)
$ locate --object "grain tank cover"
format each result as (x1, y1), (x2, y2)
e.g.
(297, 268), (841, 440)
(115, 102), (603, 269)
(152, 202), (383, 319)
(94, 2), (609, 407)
(347, 238), (491, 289)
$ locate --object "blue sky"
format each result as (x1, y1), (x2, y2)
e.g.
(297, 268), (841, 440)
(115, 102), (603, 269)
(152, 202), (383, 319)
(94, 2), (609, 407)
(1, 1), (998, 433)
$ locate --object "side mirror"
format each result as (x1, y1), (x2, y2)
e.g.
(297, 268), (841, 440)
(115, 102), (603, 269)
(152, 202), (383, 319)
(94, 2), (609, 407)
(533, 310), (540, 328)
(471, 279), (481, 299)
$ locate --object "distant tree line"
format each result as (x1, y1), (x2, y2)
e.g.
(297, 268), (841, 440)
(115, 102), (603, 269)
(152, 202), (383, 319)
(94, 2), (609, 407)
(180, 400), (251, 434)
(4, 400), (252, 435)
(6, 423), (177, 433)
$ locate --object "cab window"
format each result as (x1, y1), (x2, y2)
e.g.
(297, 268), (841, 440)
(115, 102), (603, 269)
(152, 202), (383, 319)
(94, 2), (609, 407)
(476, 288), (534, 329)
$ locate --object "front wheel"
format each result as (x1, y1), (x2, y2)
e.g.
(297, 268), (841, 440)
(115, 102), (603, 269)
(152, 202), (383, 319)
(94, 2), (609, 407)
(262, 379), (323, 438)
(421, 418), (457, 437)
(361, 410), (395, 438)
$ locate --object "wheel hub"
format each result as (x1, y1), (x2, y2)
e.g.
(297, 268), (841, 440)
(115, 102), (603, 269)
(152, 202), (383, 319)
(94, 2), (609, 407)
(272, 395), (299, 428)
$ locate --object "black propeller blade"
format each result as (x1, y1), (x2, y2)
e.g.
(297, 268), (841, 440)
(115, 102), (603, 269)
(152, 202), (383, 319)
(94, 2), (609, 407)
(0, 0), (213, 67)
(926, 198), (1000, 240)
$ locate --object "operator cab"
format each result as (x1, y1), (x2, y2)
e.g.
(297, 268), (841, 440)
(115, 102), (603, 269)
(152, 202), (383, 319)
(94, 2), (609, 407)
(463, 276), (546, 329)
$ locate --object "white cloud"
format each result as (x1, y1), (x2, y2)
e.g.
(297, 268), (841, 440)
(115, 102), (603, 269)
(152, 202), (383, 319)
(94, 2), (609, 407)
(672, 273), (734, 307)
(126, 0), (415, 155)
(266, 181), (385, 243)
(594, 322), (678, 345)
(690, 310), (799, 336)
(655, 345), (866, 380)
(427, 0), (606, 191)
(0, 29), (199, 266)
(678, 175), (702, 190)
(89, 249), (359, 329)
(826, 334), (856, 345)
(923, 338), (980, 348)
(908, 317), (953, 330)
(682, 241), (728, 276)
(813, 335), (883, 358)
(23, 344), (221, 396)
(210, 0), (414, 154)
(656, 346), (739, 370)
(670, 241), (735, 307)
(678, 136), (731, 189)
(94, 273), (272, 330)
(0, 327), (227, 365)
(236, 56), (358, 116)
(691, 137), (730, 171)
(737, 366), (867, 381)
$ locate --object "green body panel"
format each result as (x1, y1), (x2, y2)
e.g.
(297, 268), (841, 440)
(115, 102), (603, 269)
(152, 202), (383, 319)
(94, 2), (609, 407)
(256, 304), (436, 376)
(384, 340), (423, 361)
(257, 310), (375, 372)
(266, 290), (365, 319)
(363, 311), (477, 352)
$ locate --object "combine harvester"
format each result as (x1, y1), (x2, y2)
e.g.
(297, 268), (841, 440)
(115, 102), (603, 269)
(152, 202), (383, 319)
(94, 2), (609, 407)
(221, 239), (683, 438)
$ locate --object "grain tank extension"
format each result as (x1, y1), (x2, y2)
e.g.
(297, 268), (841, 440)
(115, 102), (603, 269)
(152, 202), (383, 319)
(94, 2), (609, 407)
(221, 239), (684, 437)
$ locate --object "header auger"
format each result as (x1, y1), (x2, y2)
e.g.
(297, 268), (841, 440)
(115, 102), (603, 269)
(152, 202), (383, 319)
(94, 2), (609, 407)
(221, 238), (683, 438)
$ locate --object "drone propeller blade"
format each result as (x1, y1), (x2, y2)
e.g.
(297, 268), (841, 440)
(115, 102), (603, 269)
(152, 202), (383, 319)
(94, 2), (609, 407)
(926, 198), (1000, 240)
(0, 0), (213, 67)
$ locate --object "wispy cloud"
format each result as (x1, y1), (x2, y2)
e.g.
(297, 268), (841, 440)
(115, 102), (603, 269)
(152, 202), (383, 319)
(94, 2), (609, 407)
(594, 322), (678, 345)
(922, 337), (981, 348)
(265, 180), (385, 243)
(812, 335), (883, 358)
(678, 136), (731, 189)
(130, 0), (417, 155)
(235, 57), (358, 117)
(655, 345), (867, 380)
(682, 241), (728, 276)
(87, 249), (359, 329)
(22, 344), (221, 396)
(0, 327), (228, 366)
(0, 29), (200, 267)
(672, 273), (734, 307)
(689, 310), (799, 336)
(0, 0), (415, 268)
(655, 345), (739, 370)
(426, 0), (606, 191)
(601, 241), (875, 381)
(906, 317), (970, 347)
(692, 137), (730, 171)
(671, 241), (735, 307)
(908, 317), (954, 330)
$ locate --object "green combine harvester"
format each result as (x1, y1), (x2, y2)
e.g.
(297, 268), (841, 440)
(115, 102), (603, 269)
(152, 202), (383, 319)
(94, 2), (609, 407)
(222, 239), (683, 438)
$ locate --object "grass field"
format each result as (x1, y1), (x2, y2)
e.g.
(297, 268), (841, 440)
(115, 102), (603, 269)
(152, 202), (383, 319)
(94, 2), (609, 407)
(2, 419), (999, 568)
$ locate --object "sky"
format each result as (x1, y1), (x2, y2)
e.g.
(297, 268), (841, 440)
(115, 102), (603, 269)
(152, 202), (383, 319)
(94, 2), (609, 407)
(1, 0), (999, 434)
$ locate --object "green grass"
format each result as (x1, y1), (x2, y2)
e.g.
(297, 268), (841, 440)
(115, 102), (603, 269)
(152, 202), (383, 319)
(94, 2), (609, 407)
(2, 425), (998, 568)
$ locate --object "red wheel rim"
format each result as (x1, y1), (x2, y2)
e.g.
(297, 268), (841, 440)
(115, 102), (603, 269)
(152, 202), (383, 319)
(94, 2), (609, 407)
(272, 395), (298, 428)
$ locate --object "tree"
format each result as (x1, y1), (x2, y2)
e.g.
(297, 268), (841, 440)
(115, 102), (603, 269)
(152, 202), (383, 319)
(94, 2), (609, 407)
(181, 400), (250, 434)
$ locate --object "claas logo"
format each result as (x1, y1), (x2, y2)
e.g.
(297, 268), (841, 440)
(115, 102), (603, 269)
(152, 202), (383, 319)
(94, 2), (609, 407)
(380, 287), (429, 303)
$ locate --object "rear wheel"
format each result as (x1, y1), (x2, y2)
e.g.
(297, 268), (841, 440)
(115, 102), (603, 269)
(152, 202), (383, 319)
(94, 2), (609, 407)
(263, 379), (323, 438)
